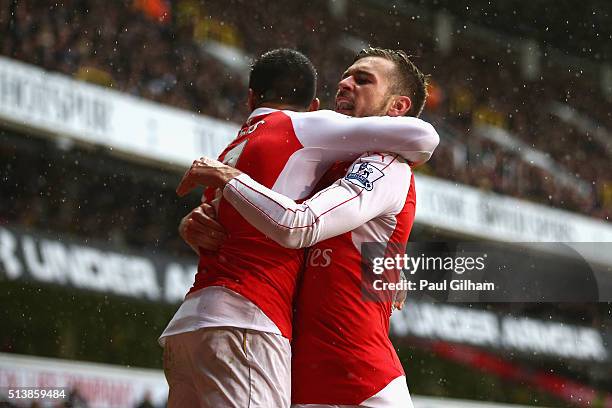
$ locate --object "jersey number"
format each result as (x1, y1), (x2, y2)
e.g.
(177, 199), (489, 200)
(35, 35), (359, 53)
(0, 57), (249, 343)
(223, 139), (248, 167)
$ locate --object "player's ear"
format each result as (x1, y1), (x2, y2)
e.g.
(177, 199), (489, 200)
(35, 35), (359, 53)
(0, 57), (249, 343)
(387, 95), (411, 117)
(308, 98), (320, 112)
(247, 89), (256, 112)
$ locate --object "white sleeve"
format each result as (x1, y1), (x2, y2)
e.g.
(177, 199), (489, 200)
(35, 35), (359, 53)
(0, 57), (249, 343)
(222, 154), (411, 249)
(284, 109), (439, 165)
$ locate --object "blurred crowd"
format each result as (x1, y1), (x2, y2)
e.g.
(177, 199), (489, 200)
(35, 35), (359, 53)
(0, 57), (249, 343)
(0, 0), (610, 221)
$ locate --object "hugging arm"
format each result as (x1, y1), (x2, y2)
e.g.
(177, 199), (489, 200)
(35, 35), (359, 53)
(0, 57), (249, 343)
(222, 154), (411, 248)
(286, 110), (439, 166)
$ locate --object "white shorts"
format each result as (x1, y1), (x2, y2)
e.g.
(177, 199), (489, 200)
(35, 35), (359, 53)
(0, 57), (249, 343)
(292, 376), (413, 408)
(164, 327), (291, 408)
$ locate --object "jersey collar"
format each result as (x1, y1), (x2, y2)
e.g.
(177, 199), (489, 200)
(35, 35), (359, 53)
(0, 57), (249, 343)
(247, 107), (278, 123)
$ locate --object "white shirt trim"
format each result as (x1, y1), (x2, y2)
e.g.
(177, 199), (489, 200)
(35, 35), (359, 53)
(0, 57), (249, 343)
(159, 286), (282, 346)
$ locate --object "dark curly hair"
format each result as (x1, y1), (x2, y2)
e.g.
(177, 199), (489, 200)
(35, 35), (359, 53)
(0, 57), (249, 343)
(249, 48), (317, 109)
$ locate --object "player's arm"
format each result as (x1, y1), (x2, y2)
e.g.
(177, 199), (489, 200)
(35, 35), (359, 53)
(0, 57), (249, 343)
(222, 153), (410, 248)
(285, 109), (439, 166)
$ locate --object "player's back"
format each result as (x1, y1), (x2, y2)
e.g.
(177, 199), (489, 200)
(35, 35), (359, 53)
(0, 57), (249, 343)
(190, 109), (307, 339)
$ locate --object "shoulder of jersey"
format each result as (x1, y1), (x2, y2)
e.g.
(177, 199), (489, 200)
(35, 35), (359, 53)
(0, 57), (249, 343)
(344, 153), (410, 191)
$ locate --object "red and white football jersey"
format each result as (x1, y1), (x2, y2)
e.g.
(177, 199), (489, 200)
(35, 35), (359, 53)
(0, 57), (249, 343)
(223, 152), (416, 403)
(188, 107), (437, 340)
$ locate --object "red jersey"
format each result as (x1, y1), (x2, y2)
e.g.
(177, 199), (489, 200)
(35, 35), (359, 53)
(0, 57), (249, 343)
(191, 108), (437, 340)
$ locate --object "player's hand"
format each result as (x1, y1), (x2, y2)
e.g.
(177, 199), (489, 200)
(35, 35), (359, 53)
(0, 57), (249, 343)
(393, 287), (407, 311)
(179, 203), (227, 254)
(176, 157), (243, 197)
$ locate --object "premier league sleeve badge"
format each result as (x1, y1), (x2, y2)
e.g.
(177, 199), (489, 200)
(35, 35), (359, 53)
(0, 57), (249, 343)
(345, 162), (385, 191)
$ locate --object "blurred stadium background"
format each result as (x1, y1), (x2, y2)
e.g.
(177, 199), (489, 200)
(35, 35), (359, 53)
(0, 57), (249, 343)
(1, 0), (611, 407)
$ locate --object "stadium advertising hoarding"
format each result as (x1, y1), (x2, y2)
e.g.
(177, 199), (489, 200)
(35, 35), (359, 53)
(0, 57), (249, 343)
(414, 175), (612, 269)
(0, 225), (195, 304)
(415, 174), (612, 244)
(391, 302), (610, 364)
(1, 57), (611, 246)
(0, 56), (239, 168)
(1, 225), (610, 365)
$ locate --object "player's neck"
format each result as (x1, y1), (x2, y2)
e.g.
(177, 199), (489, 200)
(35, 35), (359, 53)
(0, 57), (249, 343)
(253, 102), (308, 112)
